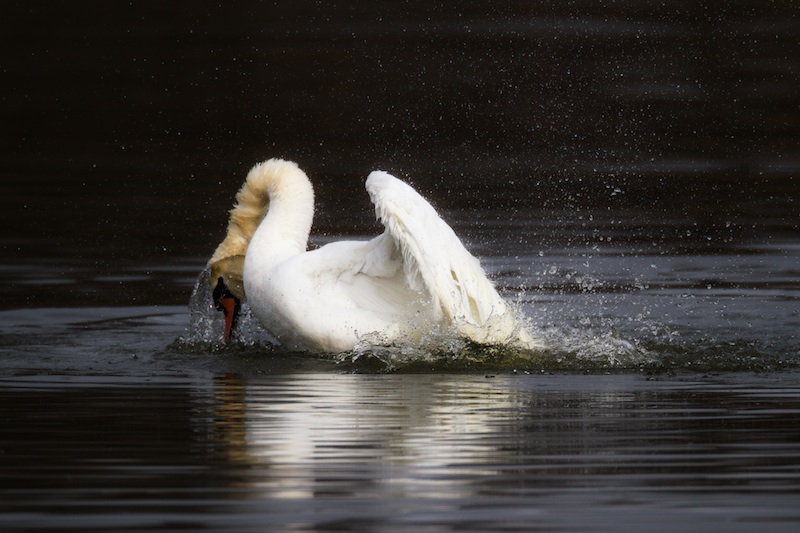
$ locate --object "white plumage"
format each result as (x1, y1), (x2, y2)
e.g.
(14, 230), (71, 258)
(209, 159), (540, 353)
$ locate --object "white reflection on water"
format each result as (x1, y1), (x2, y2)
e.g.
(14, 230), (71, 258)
(213, 374), (525, 500)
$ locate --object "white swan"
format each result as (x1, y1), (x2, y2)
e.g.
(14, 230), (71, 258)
(208, 158), (540, 353)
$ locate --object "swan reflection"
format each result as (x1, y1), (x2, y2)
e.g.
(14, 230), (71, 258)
(208, 373), (527, 500)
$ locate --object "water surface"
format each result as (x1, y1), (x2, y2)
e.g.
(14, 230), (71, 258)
(3, 373), (800, 532)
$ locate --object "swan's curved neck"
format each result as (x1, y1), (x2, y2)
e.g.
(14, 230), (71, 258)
(243, 160), (315, 273)
(208, 159), (314, 298)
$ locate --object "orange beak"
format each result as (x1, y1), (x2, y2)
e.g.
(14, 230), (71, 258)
(218, 296), (239, 344)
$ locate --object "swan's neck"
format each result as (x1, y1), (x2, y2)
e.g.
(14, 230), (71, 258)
(208, 159), (314, 299)
(244, 160), (315, 274)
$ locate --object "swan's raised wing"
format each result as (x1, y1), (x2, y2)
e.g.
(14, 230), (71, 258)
(364, 171), (511, 333)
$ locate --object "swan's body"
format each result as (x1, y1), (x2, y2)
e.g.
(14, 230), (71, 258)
(208, 159), (540, 353)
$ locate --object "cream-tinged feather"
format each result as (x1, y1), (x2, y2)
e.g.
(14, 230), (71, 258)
(208, 159), (312, 300)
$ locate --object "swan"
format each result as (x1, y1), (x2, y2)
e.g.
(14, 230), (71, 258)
(207, 158), (540, 353)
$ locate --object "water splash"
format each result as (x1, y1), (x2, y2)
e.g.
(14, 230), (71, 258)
(182, 266), (277, 348)
(179, 267), (795, 374)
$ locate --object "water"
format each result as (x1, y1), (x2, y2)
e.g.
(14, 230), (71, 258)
(3, 373), (800, 532)
(2, 1), (799, 531)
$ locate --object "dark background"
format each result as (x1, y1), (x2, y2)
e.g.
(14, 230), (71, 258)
(2, 1), (797, 306)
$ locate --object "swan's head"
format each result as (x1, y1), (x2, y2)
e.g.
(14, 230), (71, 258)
(209, 254), (245, 344)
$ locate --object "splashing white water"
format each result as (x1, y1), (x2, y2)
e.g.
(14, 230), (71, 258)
(184, 266), (277, 347)
(182, 266), (653, 370)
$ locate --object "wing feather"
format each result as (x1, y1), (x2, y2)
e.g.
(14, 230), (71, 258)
(365, 171), (510, 329)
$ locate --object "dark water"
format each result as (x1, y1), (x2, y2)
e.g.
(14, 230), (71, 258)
(2, 1), (799, 531)
(3, 373), (800, 532)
